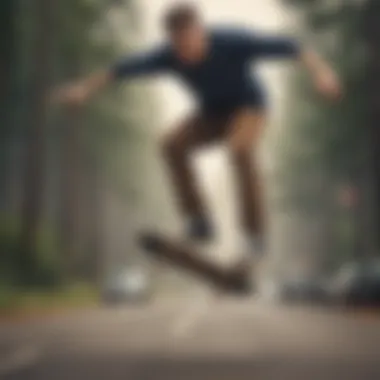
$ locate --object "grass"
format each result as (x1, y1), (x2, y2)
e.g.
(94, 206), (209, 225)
(0, 283), (99, 320)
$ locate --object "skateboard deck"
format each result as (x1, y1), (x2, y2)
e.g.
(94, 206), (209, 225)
(137, 231), (254, 295)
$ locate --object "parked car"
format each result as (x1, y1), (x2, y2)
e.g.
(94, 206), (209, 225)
(102, 266), (152, 305)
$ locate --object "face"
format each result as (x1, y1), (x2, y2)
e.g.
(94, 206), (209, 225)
(169, 23), (208, 64)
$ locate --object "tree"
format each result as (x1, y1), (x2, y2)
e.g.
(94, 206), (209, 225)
(364, 0), (380, 253)
(275, 0), (371, 273)
(52, 0), (150, 283)
(0, 0), (17, 212)
(19, 0), (56, 282)
(2, 0), (157, 288)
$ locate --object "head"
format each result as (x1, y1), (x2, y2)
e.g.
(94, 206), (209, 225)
(163, 3), (208, 64)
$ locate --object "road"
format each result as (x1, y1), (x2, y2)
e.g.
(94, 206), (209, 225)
(1, 298), (380, 380)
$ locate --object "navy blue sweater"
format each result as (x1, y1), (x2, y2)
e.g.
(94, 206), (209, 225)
(112, 27), (300, 111)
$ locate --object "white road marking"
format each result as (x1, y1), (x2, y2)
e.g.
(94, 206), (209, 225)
(171, 296), (212, 338)
(0, 345), (43, 376)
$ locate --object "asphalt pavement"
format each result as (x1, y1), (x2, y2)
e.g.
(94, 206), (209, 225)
(1, 298), (380, 380)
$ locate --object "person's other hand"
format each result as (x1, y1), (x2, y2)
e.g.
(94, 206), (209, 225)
(314, 68), (342, 102)
(51, 82), (89, 107)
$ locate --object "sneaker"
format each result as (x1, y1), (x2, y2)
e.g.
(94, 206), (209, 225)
(186, 216), (214, 242)
(227, 257), (255, 295)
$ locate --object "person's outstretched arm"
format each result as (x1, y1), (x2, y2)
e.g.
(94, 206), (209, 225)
(299, 48), (342, 101)
(52, 47), (170, 106)
(237, 31), (342, 101)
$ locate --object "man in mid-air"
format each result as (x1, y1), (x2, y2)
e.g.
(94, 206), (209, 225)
(55, 3), (341, 258)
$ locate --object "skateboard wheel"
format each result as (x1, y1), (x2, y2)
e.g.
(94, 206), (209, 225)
(229, 277), (255, 296)
(137, 232), (163, 253)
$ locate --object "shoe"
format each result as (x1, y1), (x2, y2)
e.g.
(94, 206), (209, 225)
(227, 257), (256, 295)
(186, 216), (213, 242)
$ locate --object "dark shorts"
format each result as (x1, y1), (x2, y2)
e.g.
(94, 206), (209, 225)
(201, 94), (267, 116)
(168, 107), (266, 151)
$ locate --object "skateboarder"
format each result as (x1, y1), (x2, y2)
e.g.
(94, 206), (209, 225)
(54, 3), (341, 257)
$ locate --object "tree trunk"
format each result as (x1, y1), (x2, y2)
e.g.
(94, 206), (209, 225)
(364, 0), (380, 254)
(20, 0), (55, 281)
(58, 110), (85, 279)
(81, 160), (105, 287)
(0, 0), (17, 212)
(0, 0), (15, 111)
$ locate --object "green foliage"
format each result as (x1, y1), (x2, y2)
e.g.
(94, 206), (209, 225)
(274, 0), (370, 265)
(0, 216), (62, 288)
(279, 0), (368, 183)
(53, 0), (149, 202)
(4, 0), (155, 288)
(0, 283), (97, 312)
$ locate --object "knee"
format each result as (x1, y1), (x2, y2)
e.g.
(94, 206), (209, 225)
(229, 142), (252, 162)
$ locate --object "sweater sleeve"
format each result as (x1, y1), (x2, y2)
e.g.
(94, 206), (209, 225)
(234, 30), (301, 60)
(111, 46), (171, 80)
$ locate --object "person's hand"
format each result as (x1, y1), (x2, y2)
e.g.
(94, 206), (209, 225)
(51, 82), (89, 107)
(314, 68), (342, 102)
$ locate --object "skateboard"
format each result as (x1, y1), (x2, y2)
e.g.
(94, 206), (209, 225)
(137, 230), (254, 295)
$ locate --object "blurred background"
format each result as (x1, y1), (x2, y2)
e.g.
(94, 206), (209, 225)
(0, 0), (379, 309)
(3, 1), (380, 379)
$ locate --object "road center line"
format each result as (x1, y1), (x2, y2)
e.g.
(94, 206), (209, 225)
(171, 297), (211, 338)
